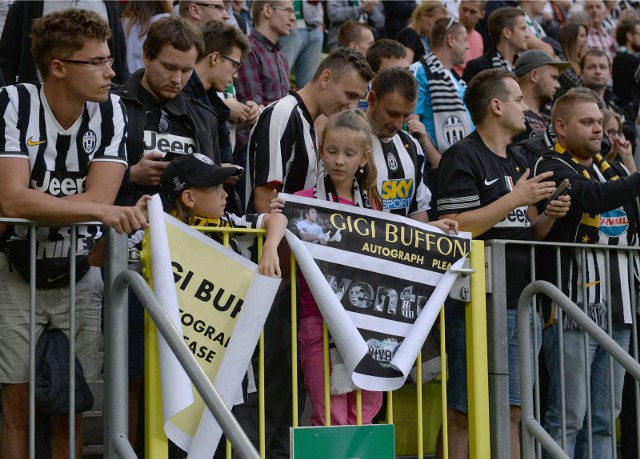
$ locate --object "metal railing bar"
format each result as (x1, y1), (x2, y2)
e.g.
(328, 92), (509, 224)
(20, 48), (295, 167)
(519, 280), (640, 459)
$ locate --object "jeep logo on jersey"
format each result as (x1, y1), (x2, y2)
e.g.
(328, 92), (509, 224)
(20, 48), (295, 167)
(30, 169), (87, 197)
(143, 131), (196, 156)
(599, 209), (628, 238)
(495, 205), (530, 228)
(82, 130), (97, 154)
(381, 178), (414, 210)
(443, 115), (465, 146)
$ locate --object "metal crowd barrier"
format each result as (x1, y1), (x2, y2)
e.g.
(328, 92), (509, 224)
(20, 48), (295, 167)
(0, 215), (493, 459)
(141, 229), (490, 459)
(487, 239), (640, 459)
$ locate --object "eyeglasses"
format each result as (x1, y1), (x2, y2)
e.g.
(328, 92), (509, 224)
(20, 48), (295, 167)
(194, 2), (226, 11)
(607, 129), (624, 138)
(270, 5), (296, 15)
(440, 17), (457, 42)
(221, 54), (242, 71)
(57, 58), (114, 68)
(159, 110), (171, 134)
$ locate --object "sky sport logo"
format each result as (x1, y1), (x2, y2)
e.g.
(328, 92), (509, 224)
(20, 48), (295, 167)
(381, 178), (414, 210)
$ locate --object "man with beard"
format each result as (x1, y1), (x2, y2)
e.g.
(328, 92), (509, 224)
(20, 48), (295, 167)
(436, 68), (568, 459)
(366, 67), (431, 222)
(513, 50), (569, 142)
(533, 87), (640, 458)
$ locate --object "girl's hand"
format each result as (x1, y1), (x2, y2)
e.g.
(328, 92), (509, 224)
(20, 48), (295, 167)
(270, 189), (285, 213)
(258, 246), (281, 277)
(430, 219), (459, 234)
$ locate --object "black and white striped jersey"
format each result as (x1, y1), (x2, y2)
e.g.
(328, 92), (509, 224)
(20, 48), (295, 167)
(0, 83), (127, 252)
(246, 91), (318, 213)
(372, 130), (431, 218)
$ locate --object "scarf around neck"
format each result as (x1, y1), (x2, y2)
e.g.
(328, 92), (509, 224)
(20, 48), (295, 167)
(313, 171), (372, 209)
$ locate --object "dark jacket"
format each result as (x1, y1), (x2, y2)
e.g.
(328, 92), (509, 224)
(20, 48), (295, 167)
(113, 69), (220, 204)
(183, 71), (232, 163)
(462, 48), (504, 83)
(0, 0), (129, 85)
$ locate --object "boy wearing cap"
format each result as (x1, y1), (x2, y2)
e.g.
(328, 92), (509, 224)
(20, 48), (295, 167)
(513, 49), (569, 142)
(161, 153), (287, 277)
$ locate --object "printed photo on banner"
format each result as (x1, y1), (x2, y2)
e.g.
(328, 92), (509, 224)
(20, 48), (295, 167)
(281, 193), (471, 391)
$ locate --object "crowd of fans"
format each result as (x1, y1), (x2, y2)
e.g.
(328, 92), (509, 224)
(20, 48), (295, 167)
(0, 1), (640, 458)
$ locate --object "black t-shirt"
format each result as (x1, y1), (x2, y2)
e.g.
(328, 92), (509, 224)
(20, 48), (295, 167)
(437, 131), (532, 308)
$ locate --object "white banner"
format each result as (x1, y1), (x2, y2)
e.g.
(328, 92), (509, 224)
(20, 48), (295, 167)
(282, 193), (471, 391)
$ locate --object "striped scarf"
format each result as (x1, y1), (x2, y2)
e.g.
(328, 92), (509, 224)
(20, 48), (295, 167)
(421, 52), (473, 153)
(313, 171), (372, 209)
(489, 48), (512, 71)
(551, 143), (639, 330)
(553, 142), (619, 247)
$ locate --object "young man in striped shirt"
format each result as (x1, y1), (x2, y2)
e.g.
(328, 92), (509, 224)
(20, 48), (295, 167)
(0, 9), (147, 457)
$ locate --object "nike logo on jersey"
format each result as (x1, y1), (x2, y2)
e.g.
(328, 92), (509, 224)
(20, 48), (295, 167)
(26, 137), (46, 146)
(47, 273), (68, 284)
(484, 178), (499, 186)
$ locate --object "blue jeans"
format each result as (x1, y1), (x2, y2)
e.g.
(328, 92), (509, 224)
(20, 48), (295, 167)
(279, 26), (323, 89)
(543, 323), (631, 459)
(446, 300), (540, 412)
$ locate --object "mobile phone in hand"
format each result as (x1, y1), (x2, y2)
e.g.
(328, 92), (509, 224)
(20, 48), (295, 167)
(544, 179), (571, 211)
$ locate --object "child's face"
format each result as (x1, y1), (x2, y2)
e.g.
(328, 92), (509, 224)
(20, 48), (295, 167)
(190, 185), (227, 218)
(321, 127), (367, 189)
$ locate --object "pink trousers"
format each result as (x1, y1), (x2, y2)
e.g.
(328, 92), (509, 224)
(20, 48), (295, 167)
(298, 314), (383, 426)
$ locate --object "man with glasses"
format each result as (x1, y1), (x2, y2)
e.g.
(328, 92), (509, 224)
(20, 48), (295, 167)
(183, 20), (250, 213)
(179, 0), (230, 23)
(236, 1), (295, 111)
(0, 9), (148, 457)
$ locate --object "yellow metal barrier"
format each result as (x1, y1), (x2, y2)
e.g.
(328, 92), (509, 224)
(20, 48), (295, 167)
(467, 240), (490, 458)
(141, 229), (490, 458)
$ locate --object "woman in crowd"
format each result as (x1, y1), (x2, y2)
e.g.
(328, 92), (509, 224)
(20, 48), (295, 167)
(395, 0), (447, 63)
(555, 21), (588, 99)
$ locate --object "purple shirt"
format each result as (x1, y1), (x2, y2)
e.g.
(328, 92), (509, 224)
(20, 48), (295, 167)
(236, 30), (290, 106)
